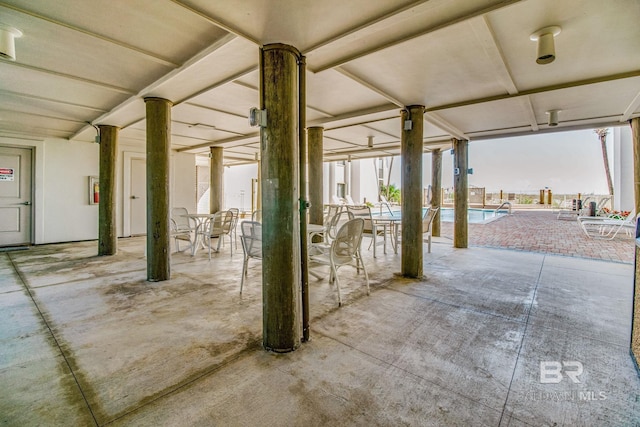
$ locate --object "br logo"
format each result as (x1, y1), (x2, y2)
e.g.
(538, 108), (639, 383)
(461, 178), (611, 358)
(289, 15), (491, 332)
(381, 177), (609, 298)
(540, 361), (583, 384)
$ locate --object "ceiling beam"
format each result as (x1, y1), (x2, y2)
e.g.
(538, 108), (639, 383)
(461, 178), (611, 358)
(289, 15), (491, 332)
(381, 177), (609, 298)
(469, 120), (626, 141)
(182, 102), (250, 120)
(468, 16), (518, 95)
(427, 70), (640, 112)
(2, 62), (136, 95)
(311, 0), (523, 72)
(518, 96), (539, 131)
(424, 112), (468, 140)
(0, 2), (179, 68)
(0, 109), (87, 125)
(69, 34), (246, 140)
(303, 0), (431, 53)
(172, 65), (258, 105)
(170, 0), (261, 46)
(0, 89), (108, 113)
(175, 132), (260, 152)
(621, 90), (640, 122)
(307, 104), (398, 127)
(334, 67), (404, 107)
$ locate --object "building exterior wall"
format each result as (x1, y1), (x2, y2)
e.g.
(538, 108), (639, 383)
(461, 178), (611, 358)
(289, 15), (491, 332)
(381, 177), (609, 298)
(0, 137), (197, 245)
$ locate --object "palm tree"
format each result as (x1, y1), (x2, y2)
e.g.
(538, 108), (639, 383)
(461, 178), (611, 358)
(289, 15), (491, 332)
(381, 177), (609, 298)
(594, 128), (614, 196)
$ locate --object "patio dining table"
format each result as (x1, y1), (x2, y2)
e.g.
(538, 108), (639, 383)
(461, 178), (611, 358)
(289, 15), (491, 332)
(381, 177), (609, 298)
(372, 215), (402, 254)
(182, 213), (216, 256)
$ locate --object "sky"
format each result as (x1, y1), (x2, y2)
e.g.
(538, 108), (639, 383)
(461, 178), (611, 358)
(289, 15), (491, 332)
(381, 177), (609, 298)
(424, 129), (614, 195)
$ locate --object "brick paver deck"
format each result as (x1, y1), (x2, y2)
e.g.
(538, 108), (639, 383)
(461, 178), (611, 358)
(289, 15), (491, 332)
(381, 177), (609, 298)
(439, 209), (635, 263)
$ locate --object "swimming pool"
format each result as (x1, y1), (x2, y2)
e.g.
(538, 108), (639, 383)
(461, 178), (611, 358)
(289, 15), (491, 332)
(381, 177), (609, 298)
(439, 207), (508, 224)
(374, 207), (508, 224)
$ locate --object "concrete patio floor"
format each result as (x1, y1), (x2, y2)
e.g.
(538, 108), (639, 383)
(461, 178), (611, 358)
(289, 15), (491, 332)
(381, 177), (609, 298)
(1, 229), (639, 426)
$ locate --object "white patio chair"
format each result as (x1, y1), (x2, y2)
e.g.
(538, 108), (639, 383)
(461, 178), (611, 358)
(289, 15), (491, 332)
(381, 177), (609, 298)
(200, 210), (235, 260)
(394, 207), (439, 253)
(240, 221), (262, 293)
(170, 207), (196, 252)
(423, 207), (439, 253)
(309, 218), (369, 306)
(346, 205), (386, 257)
(228, 207), (240, 249)
(309, 208), (353, 256)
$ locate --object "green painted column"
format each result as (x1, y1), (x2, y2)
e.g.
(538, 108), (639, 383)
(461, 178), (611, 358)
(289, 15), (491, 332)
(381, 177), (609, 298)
(453, 138), (469, 248)
(209, 147), (223, 214)
(431, 148), (442, 237)
(145, 97), (172, 282)
(308, 127), (324, 228)
(260, 43), (302, 352)
(97, 125), (118, 256)
(401, 105), (425, 278)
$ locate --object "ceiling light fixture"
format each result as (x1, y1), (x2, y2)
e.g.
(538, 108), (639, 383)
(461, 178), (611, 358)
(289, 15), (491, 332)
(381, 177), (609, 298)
(546, 109), (561, 126)
(367, 136), (374, 149)
(0, 24), (22, 61)
(530, 25), (561, 65)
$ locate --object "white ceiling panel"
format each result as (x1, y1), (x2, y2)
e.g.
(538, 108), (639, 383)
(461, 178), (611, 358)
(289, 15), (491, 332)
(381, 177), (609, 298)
(488, 0), (640, 91)
(0, 0), (637, 160)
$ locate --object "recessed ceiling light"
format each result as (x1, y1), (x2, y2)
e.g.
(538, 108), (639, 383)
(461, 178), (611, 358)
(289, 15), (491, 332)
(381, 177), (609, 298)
(530, 26), (562, 65)
(0, 24), (23, 61)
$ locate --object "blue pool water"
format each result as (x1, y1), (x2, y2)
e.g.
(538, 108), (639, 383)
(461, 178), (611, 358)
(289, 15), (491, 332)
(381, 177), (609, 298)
(375, 207), (508, 224)
(439, 208), (508, 224)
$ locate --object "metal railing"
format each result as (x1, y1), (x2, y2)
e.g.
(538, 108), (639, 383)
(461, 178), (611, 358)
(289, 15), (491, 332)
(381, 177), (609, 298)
(495, 201), (512, 215)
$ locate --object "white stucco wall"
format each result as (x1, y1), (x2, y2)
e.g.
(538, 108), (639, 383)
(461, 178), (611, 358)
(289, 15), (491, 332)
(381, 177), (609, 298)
(224, 163), (257, 213)
(171, 152), (197, 213)
(41, 139), (100, 243)
(0, 137), (197, 245)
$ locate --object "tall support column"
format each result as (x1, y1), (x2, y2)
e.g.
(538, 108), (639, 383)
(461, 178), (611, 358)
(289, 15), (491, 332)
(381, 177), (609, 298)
(209, 147), (224, 213)
(261, 43), (302, 352)
(145, 97), (172, 282)
(98, 125), (118, 256)
(328, 162), (336, 201)
(453, 138), (469, 248)
(630, 117), (640, 368)
(401, 105), (425, 278)
(308, 127), (324, 227)
(431, 148), (442, 237)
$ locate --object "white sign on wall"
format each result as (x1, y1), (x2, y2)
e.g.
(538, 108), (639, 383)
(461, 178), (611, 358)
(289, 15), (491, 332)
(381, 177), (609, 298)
(0, 168), (14, 181)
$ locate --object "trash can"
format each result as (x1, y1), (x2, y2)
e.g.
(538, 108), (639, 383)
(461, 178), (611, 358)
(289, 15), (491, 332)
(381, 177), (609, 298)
(589, 201), (596, 216)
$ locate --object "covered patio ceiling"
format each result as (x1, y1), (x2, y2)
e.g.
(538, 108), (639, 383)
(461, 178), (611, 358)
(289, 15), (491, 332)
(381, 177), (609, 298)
(0, 0), (638, 165)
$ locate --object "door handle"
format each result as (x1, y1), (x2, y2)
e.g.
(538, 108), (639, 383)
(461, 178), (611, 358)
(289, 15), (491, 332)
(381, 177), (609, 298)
(22, 201), (31, 205)
(131, 196), (138, 199)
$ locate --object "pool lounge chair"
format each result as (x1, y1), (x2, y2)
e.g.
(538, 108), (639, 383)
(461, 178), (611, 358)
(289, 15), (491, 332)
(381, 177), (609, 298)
(578, 211), (637, 239)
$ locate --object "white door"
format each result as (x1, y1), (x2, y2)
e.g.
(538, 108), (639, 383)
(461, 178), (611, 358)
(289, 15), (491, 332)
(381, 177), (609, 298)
(130, 158), (146, 236)
(0, 146), (32, 246)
